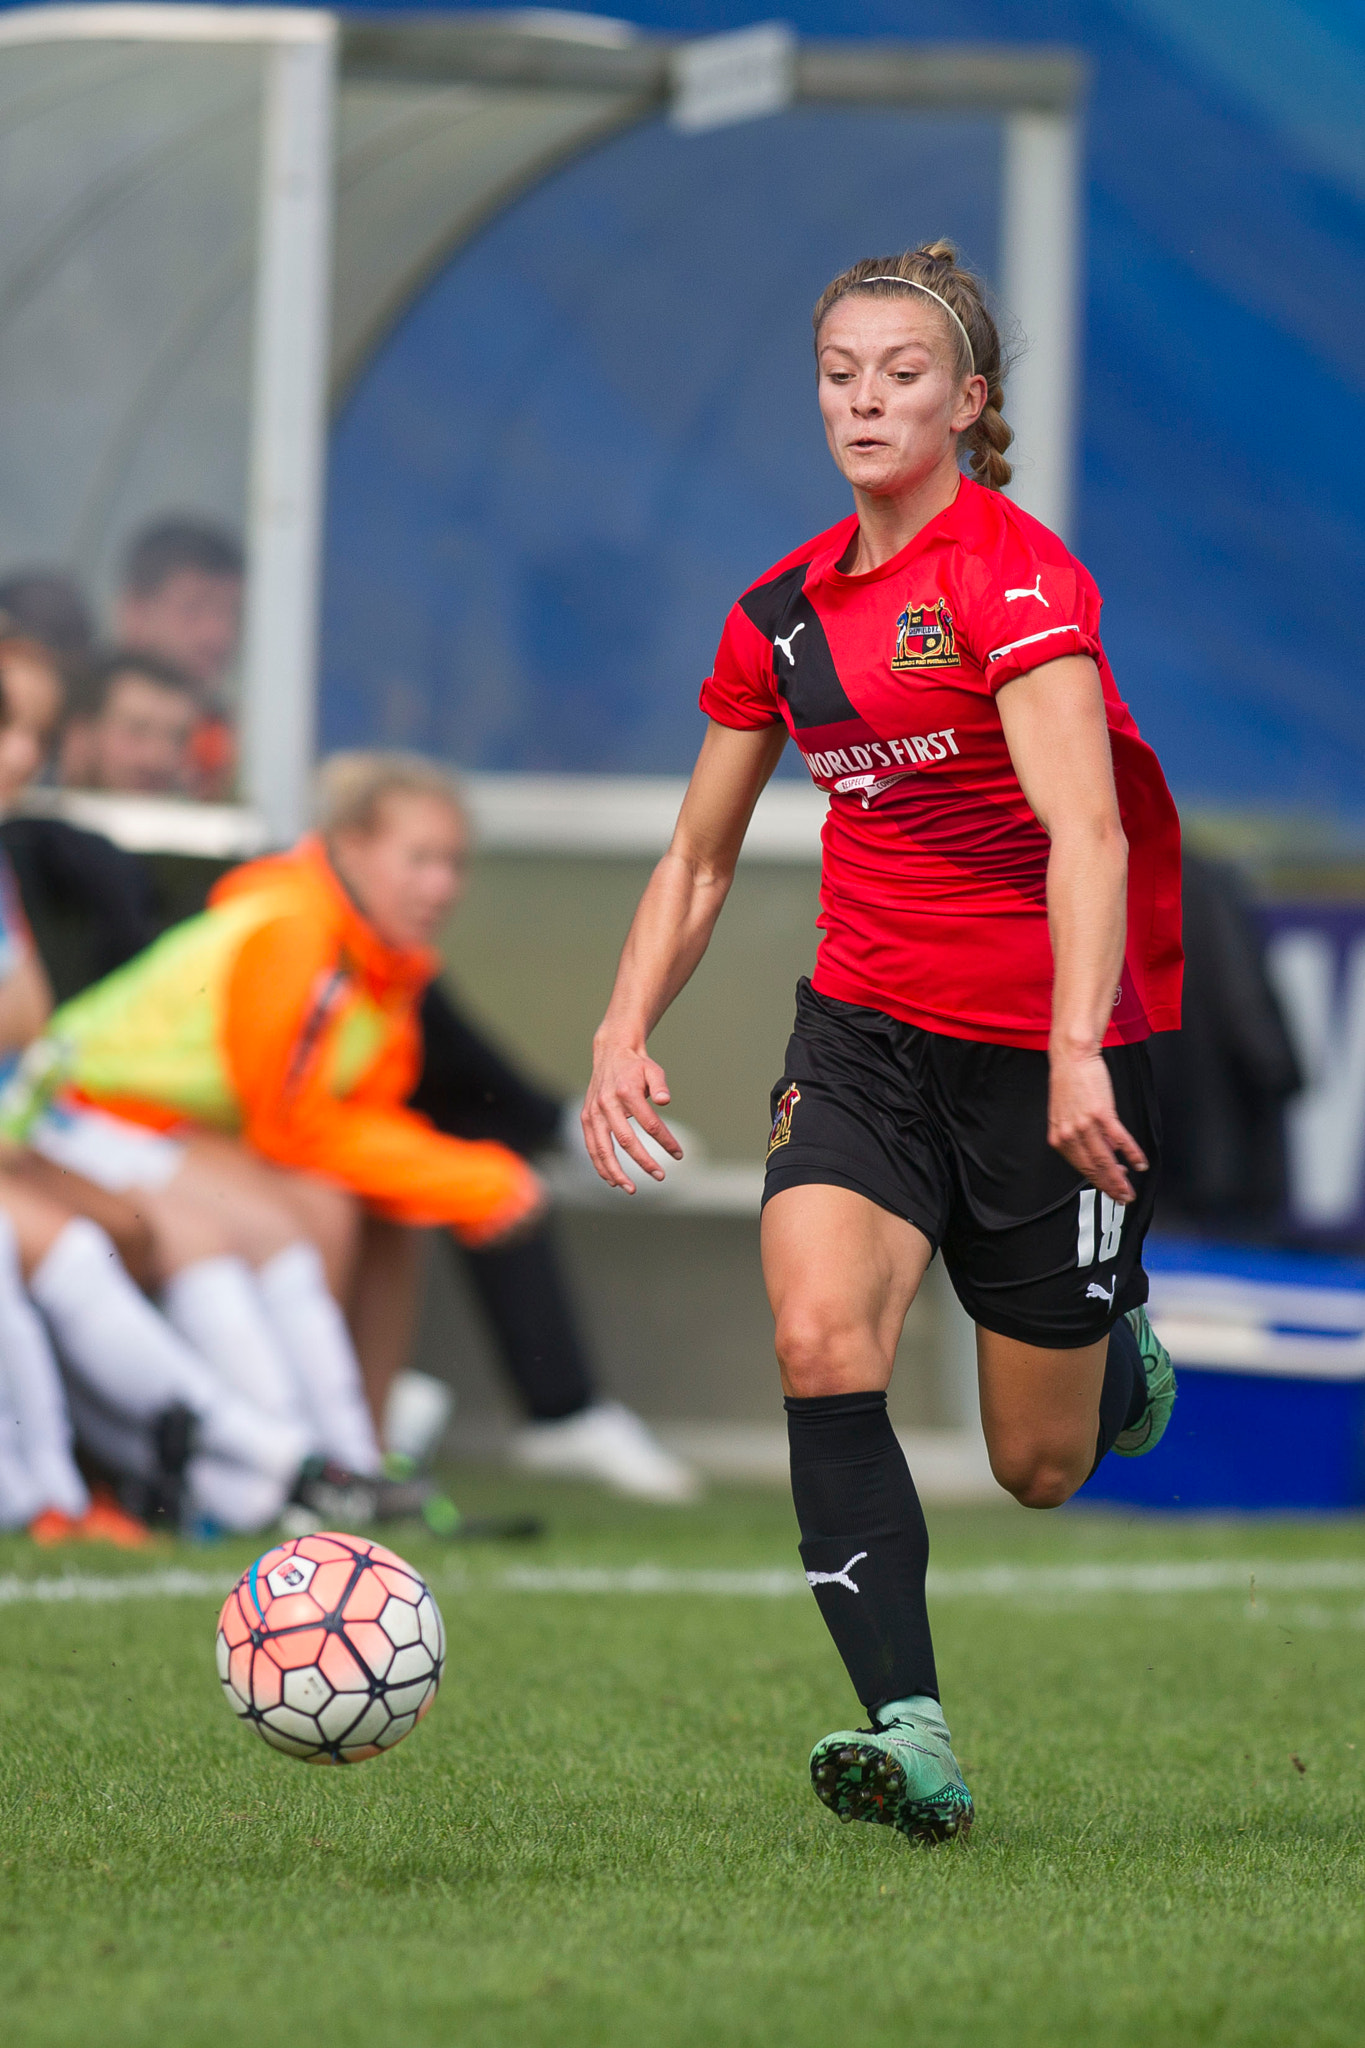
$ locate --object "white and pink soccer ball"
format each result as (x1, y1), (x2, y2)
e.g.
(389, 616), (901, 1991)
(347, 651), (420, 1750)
(217, 1532), (444, 1763)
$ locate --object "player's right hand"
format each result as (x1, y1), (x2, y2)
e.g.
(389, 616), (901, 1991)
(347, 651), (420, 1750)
(1046, 1042), (1146, 1204)
(581, 1038), (683, 1194)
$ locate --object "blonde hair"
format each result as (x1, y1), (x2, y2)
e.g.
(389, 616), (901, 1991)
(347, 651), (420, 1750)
(313, 750), (467, 839)
(812, 242), (1013, 490)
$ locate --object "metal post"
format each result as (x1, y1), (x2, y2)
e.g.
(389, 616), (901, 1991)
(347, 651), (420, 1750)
(1000, 109), (1081, 542)
(241, 19), (336, 844)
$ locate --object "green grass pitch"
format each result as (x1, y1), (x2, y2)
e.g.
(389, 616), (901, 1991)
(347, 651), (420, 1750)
(3, 1475), (1365, 2048)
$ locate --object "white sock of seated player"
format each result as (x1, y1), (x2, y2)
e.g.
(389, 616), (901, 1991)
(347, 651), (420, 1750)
(64, 1384), (155, 1483)
(0, 1214), (88, 1519)
(257, 1242), (383, 1475)
(30, 1218), (307, 1484)
(161, 1255), (308, 1430)
(0, 1381), (42, 1528)
(61, 1390), (285, 1532)
(187, 1455), (290, 1535)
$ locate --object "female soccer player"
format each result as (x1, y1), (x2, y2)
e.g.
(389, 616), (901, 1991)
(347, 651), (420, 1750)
(583, 244), (1182, 1844)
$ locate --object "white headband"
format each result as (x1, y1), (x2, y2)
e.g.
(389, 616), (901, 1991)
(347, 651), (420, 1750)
(858, 275), (976, 373)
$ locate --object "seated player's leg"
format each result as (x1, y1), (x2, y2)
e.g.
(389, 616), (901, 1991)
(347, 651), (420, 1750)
(0, 1165), (307, 1528)
(14, 1196), (310, 1488)
(0, 1208), (89, 1527)
(180, 1130), (360, 1299)
(11, 1129), (444, 1529)
(762, 1183), (972, 1845)
(152, 1137), (379, 1473)
(124, 1181), (306, 1432)
(3, 1150), (157, 1287)
(29, 1106), (314, 1436)
(347, 1213), (425, 1431)
(62, 1380), (283, 1536)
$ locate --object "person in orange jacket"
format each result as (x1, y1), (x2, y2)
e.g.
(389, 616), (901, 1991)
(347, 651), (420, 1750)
(208, 830), (546, 1251)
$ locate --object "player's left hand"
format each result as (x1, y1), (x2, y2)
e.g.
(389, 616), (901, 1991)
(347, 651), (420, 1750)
(1046, 1042), (1147, 1203)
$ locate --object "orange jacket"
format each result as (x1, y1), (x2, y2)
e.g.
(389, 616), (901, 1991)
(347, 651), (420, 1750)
(63, 836), (542, 1247)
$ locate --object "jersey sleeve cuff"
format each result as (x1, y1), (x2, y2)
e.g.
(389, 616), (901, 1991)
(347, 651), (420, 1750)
(698, 680), (784, 730)
(983, 625), (1103, 690)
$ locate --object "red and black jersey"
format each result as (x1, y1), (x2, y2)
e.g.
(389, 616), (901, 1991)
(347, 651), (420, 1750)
(700, 478), (1182, 1051)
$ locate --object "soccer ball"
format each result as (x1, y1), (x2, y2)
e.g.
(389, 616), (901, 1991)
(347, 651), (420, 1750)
(216, 1531), (445, 1763)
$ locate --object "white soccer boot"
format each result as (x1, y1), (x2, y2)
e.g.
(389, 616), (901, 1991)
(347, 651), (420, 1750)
(510, 1400), (702, 1503)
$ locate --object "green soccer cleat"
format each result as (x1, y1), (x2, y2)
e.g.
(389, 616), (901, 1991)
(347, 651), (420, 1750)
(1114, 1304), (1177, 1457)
(809, 1695), (973, 1846)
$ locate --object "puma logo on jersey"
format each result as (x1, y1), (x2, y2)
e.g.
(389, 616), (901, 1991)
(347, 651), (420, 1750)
(1086, 1277), (1117, 1306)
(773, 623), (805, 666)
(1004, 575), (1049, 606)
(805, 1551), (868, 1594)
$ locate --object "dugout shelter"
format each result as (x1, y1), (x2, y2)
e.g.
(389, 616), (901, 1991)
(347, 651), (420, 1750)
(0, 5), (1084, 843)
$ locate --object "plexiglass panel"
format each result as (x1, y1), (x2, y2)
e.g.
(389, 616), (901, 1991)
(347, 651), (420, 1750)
(0, 30), (266, 802)
(0, 37), (260, 607)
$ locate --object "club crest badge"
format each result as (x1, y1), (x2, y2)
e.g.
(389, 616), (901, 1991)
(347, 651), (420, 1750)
(892, 597), (959, 671)
(767, 1083), (801, 1157)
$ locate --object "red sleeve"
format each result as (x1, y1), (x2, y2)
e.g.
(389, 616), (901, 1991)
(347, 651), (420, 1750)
(952, 525), (1105, 693)
(698, 603), (784, 730)
(222, 913), (542, 1246)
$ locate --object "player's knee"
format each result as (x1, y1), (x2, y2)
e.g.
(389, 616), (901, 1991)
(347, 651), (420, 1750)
(990, 1440), (1084, 1511)
(282, 1173), (359, 1263)
(144, 1190), (235, 1274)
(775, 1307), (873, 1398)
(100, 1203), (157, 1291)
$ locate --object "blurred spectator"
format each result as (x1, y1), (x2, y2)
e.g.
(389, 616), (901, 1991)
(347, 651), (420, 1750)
(0, 621), (158, 1002)
(59, 649), (196, 796)
(114, 515), (243, 800)
(0, 569), (94, 676)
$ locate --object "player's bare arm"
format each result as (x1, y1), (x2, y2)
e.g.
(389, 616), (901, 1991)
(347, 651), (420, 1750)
(583, 718), (786, 1192)
(997, 651), (1147, 1205)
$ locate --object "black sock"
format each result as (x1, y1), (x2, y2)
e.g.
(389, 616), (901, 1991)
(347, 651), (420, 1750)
(785, 1390), (938, 1719)
(457, 1221), (597, 1422)
(1089, 1314), (1149, 1475)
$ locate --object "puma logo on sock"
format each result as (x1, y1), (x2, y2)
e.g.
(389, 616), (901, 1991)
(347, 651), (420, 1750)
(805, 1551), (868, 1594)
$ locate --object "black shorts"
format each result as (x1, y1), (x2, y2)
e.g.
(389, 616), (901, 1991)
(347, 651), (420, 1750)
(762, 979), (1161, 1350)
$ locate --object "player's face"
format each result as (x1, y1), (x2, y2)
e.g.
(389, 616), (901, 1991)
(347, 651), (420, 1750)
(816, 297), (986, 500)
(332, 793), (470, 950)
